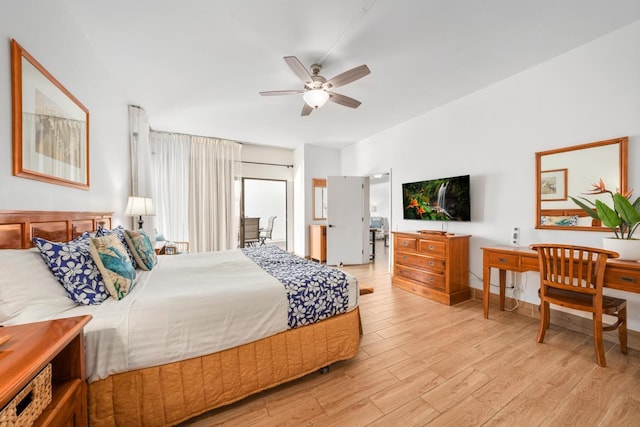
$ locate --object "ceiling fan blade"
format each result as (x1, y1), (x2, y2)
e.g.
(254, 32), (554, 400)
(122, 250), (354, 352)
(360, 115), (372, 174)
(301, 103), (313, 116)
(284, 56), (313, 84)
(328, 92), (361, 109)
(259, 89), (304, 96)
(324, 64), (370, 89)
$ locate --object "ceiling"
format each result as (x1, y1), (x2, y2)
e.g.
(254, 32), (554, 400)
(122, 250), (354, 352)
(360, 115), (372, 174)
(63, 0), (640, 150)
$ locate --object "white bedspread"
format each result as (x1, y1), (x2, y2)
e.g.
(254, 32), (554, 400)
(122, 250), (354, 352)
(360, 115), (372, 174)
(56, 249), (358, 382)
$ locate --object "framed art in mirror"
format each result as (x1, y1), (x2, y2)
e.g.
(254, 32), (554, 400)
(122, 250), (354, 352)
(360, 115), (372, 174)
(11, 39), (90, 190)
(535, 136), (628, 231)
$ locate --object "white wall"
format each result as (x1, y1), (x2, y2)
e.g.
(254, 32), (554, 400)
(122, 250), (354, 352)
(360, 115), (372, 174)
(0, 1), (130, 225)
(300, 144), (341, 257)
(341, 20), (640, 330)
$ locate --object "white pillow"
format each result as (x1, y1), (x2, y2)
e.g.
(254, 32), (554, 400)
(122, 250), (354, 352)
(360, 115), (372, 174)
(0, 249), (77, 325)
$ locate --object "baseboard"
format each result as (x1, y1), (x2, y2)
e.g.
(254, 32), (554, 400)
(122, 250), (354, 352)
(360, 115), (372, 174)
(471, 288), (640, 351)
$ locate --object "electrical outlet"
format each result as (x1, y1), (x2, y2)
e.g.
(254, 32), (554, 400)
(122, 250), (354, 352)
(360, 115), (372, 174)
(511, 227), (520, 246)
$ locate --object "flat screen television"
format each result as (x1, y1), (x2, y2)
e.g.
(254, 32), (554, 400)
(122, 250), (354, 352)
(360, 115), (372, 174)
(402, 174), (471, 221)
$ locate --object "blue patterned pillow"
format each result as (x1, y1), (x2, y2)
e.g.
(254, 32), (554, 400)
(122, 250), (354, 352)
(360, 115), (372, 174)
(96, 225), (138, 269)
(124, 230), (158, 271)
(33, 237), (110, 305)
(89, 234), (137, 300)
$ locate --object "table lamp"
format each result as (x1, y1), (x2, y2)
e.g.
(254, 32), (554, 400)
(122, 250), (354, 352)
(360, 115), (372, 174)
(125, 196), (155, 229)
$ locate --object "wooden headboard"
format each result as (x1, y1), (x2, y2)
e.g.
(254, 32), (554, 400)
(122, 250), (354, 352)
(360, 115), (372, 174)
(0, 210), (113, 249)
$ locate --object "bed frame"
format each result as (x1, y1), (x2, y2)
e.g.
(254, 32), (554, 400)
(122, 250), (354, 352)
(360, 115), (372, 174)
(0, 210), (362, 426)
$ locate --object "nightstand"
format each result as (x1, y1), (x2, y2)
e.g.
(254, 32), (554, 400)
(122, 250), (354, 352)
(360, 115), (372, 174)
(0, 315), (91, 426)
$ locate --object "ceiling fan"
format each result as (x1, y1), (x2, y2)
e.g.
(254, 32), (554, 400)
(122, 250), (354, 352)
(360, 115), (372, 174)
(259, 56), (370, 116)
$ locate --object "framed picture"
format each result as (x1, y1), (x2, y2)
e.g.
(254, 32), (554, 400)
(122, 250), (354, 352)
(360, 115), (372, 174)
(164, 246), (176, 255)
(11, 39), (90, 190)
(540, 169), (567, 201)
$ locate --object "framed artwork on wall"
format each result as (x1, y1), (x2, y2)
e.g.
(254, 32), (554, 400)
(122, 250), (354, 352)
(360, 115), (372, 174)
(540, 168), (567, 201)
(11, 39), (90, 190)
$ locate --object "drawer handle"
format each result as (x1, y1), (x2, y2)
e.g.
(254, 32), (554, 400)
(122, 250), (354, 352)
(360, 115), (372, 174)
(402, 255), (408, 260)
(428, 244), (435, 250)
(498, 257), (508, 263)
(402, 241), (409, 246)
(428, 277), (434, 282)
(428, 261), (435, 266)
(620, 276), (638, 284)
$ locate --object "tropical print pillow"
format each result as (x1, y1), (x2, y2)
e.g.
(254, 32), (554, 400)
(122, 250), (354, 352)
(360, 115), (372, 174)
(124, 230), (158, 271)
(33, 236), (110, 305)
(88, 234), (137, 300)
(96, 225), (138, 269)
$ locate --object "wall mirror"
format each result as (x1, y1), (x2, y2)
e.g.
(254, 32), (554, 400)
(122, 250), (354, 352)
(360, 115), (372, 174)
(535, 136), (628, 231)
(312, 178), (327, 220)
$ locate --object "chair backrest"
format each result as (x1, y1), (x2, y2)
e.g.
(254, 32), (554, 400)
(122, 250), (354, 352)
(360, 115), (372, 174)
(263, 216), (276, 238)
(370, 216), (383, 229)
(244, 217), (260, 240)
(530, 244), (618, 298)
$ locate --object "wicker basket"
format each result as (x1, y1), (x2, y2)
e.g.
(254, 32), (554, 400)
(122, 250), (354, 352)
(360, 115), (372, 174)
(0, 364), (52, 427)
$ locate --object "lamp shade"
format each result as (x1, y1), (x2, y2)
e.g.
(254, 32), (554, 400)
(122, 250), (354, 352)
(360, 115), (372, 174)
(303, 89), (330, 109)
(125, 196), (155, 216)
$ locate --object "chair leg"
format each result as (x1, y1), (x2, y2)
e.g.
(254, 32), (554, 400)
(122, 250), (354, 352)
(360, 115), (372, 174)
(619, 306), (628, 355)
(536, 301), (549, 343)
(593, 314), (606, 367)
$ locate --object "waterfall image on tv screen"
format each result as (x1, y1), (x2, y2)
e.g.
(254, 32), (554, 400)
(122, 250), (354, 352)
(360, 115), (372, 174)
(402, 174), (471, 221)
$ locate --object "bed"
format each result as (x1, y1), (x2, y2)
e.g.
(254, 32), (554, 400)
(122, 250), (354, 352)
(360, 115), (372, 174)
(0, 210), (362, 426)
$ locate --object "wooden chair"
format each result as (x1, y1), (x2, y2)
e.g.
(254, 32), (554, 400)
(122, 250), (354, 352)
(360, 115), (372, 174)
(530, 244), (627, 367)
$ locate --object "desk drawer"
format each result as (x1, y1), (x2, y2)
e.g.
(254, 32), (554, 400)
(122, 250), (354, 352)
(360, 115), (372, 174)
(605, 267), (640, 292)
(396, 252), (445, 274)
(419, 240), (446, 257)
(395, 265), (445, 289)
(520, 255), (540, 272)
(396, 236), (417, 252)
(488, 252), (519, 269)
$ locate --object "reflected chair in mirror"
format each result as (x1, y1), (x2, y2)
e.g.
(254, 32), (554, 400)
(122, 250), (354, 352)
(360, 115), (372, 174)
(244, 217), (260, 247)
(259, 216), (276, 246)
(530, 243), (627, 367)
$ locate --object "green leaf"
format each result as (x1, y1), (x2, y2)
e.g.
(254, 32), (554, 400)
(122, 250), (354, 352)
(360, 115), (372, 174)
(613, 193), (640, 226)
(595, 200), (622, 229)
(569, 196), (599, 219)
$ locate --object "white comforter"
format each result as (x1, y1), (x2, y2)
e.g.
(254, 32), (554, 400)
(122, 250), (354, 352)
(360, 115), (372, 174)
(56, 249), (358, 382)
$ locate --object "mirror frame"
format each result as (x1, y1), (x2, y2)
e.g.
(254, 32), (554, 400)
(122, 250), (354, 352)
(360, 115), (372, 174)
(312, 178), (327, 220)
(535, 136), (628, 231)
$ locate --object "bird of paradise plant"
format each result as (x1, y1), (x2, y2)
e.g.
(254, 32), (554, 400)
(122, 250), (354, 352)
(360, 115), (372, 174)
(570, 178), (640, 239)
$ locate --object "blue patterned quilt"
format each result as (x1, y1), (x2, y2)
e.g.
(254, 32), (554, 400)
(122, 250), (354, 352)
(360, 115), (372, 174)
(242, 246), (349, 329)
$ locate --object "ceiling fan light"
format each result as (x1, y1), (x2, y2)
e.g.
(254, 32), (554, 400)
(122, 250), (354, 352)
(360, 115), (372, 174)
(303, 89), (329, 108)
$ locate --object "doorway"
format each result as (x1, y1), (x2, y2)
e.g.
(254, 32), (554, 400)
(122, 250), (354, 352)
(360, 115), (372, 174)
(242, 178), (287, 249)
(369, 172), (391, 270)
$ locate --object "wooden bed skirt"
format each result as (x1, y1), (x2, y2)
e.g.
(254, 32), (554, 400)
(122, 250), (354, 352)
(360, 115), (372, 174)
(88, 307), (362, 427)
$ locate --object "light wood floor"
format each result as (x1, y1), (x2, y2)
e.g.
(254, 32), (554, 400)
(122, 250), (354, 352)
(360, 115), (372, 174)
(182, 241), (640, 426)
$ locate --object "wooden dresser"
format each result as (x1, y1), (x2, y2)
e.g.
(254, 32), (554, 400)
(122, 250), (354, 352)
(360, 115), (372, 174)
(309, 224), (327, 263)
(0, 315), (91, 426)
(392, 231), (471, 305)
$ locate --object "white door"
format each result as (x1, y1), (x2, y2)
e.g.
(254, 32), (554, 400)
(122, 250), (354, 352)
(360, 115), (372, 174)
(326, 176), (370, 266)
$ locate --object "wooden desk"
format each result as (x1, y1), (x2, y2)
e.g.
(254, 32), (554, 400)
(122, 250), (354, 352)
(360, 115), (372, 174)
(482, 245), (640, 319)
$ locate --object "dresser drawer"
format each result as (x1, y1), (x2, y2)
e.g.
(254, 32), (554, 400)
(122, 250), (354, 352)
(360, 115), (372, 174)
(488, 252), (519, 269)
(395, 265), (445, 289)
(419, 239), (446, 257)
(396, 251), (445, 274)
(605, 267), (640, 292)
(396, 236), (417, 251)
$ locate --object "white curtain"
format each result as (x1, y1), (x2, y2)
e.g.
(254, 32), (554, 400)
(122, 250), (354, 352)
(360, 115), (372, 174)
(128, 106), (155, 236)
(146, 130), (242, 252)
(150, 132), (191, 242)
(189, 136), (242, 252)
